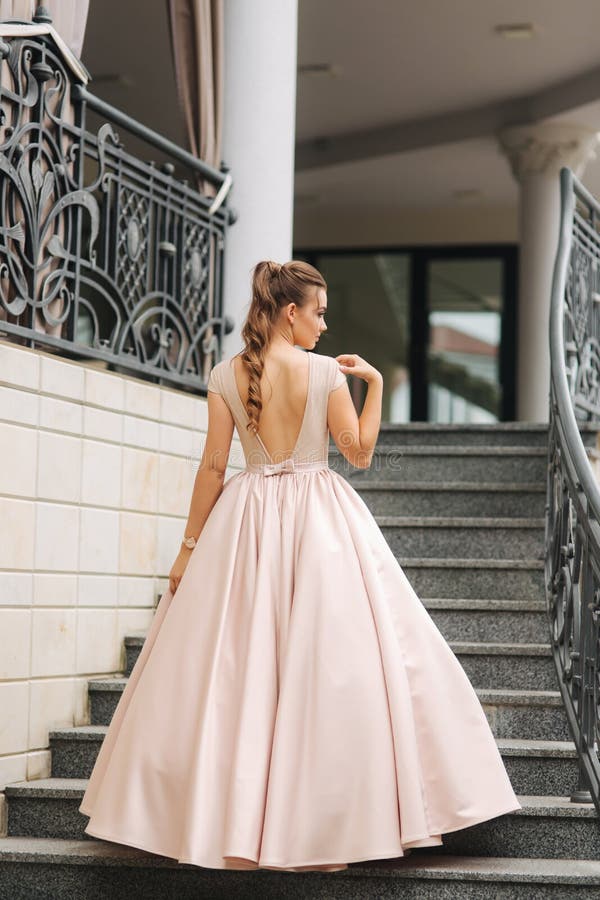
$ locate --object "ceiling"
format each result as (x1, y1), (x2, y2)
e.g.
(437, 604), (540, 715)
(80, 0), (600, 238)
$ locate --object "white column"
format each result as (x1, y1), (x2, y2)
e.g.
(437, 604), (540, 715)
(221, 0), (299, 355)
(498, 122), (598, 422)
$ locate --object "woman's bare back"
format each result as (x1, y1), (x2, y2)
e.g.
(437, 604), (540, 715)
(232, 350), (311, 462)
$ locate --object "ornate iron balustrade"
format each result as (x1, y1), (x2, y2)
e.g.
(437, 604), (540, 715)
(546, 166), (600, 815)
(0, 14), (235, 391)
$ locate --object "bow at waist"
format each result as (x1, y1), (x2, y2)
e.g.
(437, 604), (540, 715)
(245, 457), (329, 476)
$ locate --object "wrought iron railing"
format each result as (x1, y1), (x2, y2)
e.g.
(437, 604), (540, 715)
(0, 11), (235, 391)
(546, 166), (600, 814)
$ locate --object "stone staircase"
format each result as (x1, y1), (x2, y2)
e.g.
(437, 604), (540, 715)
(2, 422), (600, 898)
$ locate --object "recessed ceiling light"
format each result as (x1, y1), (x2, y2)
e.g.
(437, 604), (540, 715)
(297, 63), (342, 78)
(494, 22), (535, 39)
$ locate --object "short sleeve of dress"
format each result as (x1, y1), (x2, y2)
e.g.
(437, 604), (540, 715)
(207, 362), (222, 395)
(329, 357), (347, 392)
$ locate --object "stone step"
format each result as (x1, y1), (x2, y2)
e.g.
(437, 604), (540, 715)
(123, 635), (144, 677)
(374, 423), (555, 447)
(423, 598), (548, 643)
(478, 689), (570, 741)
(5, 782), (597, 859)
(88, 679), (569, 741)
(353, 481), (546, 518)
(50, 727), (108, 779)
(399, 557), (544, 600)
(330, 445), (547, 484)
(495, 740), (578, 797)
(122, 598), (550, 680)
(378, 516), (544, 560)
(372, 422), (598, 448)
(3, 839), (600, 899)
(425, 796), (599, 861)
(451, 641), (556, 691)
(47, 722), (576, 795)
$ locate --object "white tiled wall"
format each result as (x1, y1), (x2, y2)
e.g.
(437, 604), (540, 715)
(0, 342), (243, 804)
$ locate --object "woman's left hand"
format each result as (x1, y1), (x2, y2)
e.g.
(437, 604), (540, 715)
(169, 547), (193, 594)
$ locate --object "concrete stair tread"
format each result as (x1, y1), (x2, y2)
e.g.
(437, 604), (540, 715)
(3, 837), (600, 883)
(495, 739), (576, 757)
(449, 641), (551, 655)
(5, 779), (88, 797)
(334, 445), (548, 456)
(7, 778), (591, 817)
(376, 516), (545, 527)
(47, 725), (572, 756)
(515, 795), (597, 817)
(423, 598), (545, 610)
(352, 481), (546, 491)
(88, 677), (127, 690)
(399, 557), (544, 568)
(49, 726), (107, 740)
(477, 688), (562, 704)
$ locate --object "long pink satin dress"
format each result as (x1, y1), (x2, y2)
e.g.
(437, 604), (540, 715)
(79, 351), (521, 871)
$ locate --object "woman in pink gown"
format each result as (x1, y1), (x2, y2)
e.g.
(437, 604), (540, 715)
(79, 259), (521, 872)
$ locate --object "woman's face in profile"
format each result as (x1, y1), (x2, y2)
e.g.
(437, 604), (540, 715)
(289, 286), (328, 349)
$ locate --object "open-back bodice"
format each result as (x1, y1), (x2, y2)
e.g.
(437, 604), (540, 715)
(207, 352), (347, 474)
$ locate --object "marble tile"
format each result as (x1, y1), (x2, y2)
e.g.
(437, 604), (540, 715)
(33, 573), (77, 607)
(0, 682), (30, 755)
(40, 354), (84, 401)
(83, 405), (123, 442)
(77, 574), (118, 607)
(0, 343), (39, 390)
(124, 378), (160, 419)
(37, 431), (82, 503)
(159, 385), (197, 427)
(28, 678), (76, 747)
(121, 447), (158, 513)
(0, 609), (31, 678)
(26, 749), (51, 779)
(79, 507), (120, 573)
(84, 368), (125, 411)
(0, 498), (35, 569)
(158, 453), (195, 517)
(80, 439), (122, 507)
(119, 512), (158, 576)
(34, 503), (79, 571)
(0, 422), (37, 496)
(117, 575), (156, 608)
(123, 414), (160, 450)
(0, 572), (33, 606)
(30, 608), (77, 677)
(39, 395), (83, 435)
(0, 384), (39, 426)
(0, 752), (27, 791)
(75, 608), (119, 673)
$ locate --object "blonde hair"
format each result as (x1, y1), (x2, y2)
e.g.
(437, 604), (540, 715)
(239, 259), (327, 436)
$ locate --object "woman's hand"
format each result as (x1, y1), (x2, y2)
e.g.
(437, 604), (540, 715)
(169, 546), (193, 594)
(336, 353), (382, 385)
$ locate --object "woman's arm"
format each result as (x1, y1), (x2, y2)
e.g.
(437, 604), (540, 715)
(169, 391), (234, 592)
(327, 353), (383, 469)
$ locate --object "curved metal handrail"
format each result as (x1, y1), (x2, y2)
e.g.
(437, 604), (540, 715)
(546, 166), (600, 815)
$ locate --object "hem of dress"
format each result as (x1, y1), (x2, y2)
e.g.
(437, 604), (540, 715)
(79, 797), (521, 872)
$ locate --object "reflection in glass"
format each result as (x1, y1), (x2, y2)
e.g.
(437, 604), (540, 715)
(427, 259), (502, 423)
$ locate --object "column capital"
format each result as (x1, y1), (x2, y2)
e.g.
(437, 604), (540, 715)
(498, 122), (599, 181)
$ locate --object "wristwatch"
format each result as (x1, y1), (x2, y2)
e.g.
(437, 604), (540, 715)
(182, 535), (197, 550)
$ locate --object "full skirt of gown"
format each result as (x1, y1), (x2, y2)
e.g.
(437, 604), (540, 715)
(78, 465), (522, 871)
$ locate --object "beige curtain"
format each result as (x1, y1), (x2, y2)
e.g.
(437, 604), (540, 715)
(167, 0), (224, 198)
(167, 0), (225, 375)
